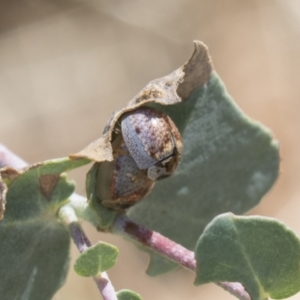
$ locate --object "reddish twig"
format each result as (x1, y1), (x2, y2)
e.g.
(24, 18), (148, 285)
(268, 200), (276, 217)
(113, 214), (196, 271)
(112, 214), (251, 300)
(69, 222), (118, 300)
(94, 272), (117, 300)
(59, 206), (118, 300)
(68, 221), (92, 252)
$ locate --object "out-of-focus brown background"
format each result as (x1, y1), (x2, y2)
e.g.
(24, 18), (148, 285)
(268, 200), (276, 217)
(1, 0), (300, 299)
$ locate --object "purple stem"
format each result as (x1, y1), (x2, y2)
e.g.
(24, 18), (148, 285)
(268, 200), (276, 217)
(68, 222), (117, 300)
(68, 222), (91, 253)
(113, 214), (251, 300)
(113, 214), (196, 271)
(0, 144), (27, 169)
(94, 272), (117, 300)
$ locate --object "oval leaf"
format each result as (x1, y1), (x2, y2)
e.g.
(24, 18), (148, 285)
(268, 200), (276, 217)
(0, 157), (88, 300)
(117, 290), (143, 300)
(195, 213), (300, 300)
(129, 71), (279, 275)
(74, 242), (119, 277)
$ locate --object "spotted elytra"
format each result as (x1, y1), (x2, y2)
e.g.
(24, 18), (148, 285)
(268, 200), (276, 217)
(97, 106), (182, 211)
(121, 106), (183, 181)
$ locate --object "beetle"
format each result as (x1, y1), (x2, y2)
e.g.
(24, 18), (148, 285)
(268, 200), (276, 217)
(96, 135), (155, 211)
(121, 106), (183, 181)
(97, 106), (182, 210)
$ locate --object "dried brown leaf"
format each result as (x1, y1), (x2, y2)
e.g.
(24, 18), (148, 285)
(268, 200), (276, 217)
(71, 41), (212, 162)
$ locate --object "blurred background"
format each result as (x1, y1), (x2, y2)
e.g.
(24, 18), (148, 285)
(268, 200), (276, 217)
(1, 0), (300, 299)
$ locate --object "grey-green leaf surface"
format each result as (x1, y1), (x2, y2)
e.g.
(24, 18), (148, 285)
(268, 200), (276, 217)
(195, 213), (300, 300)
(128, 72), (280, 275)
(86, 163), (118, 228)
(74, 242), (119, 277)
(0, 157), (89, 300)
(145, 251), (179, 277)
(117, 290), (143, 300)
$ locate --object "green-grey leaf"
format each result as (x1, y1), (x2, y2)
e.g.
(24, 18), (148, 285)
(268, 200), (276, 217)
(86, 163), (118, 228)
(195, 213), (300, 300)
(0, 157), (89, 300)
(145, 251), (179, 277)
(128, 72), (279, 275)
(74, 242), (119, 277)
(117, 289), (143, 300)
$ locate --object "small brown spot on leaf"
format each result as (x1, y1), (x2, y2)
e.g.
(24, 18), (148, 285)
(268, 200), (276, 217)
(39, 174), (60, 201)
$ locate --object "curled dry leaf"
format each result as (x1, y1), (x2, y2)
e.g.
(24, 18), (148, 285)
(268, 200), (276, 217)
(70, 41), (213, 162)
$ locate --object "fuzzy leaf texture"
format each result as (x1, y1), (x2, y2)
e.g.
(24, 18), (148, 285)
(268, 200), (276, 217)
(86, 163), (118, 228)
(117, 290), (143, 300)
(74, 242), (119, 277)
(0, 157), (89, 300)
(195, 213), (300, 300)
(127, 49), (279, 274)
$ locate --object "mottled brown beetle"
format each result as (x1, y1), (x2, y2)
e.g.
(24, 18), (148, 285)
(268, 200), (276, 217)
(97, 106), (182, 210)
(121, 107), (183, 181)
(96, 135), (155, 210)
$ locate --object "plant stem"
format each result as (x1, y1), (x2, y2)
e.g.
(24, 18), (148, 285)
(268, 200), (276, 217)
(94, 272), (117, 300)
(59, 205), (118, 300)
(113, 214), (196, 271)
(112, 214), (251, 300)
(0, 144), (28, 169)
